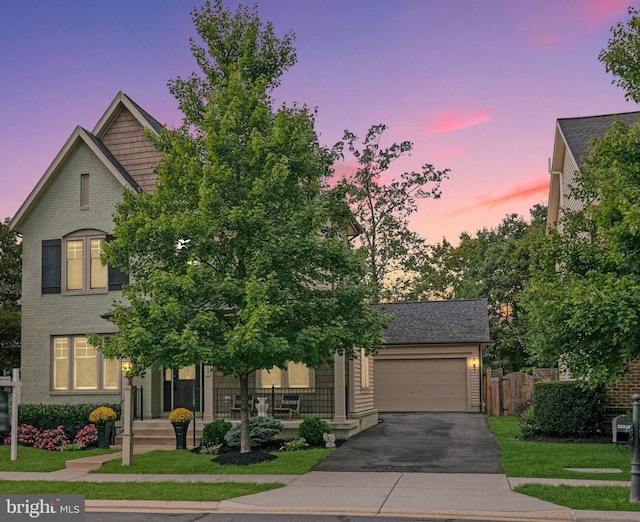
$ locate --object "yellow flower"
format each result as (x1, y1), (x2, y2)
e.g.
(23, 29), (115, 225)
(89, 406), (117, 424)
(168, 407), (194, 424)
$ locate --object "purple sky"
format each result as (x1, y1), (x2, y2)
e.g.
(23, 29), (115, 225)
(1, 0), (638, 243)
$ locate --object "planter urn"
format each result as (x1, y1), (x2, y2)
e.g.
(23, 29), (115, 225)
(96, 422), (113, 449)
(172, 422), (190, 450)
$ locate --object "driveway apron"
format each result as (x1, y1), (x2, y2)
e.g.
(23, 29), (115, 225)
(313, 412), (503, 473)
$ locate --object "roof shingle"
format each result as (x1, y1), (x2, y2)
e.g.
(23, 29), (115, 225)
(374, 299), (490, 345)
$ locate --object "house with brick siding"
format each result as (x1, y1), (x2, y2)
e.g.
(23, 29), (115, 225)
(11, 92), (490, 439)
(9, 92), (384, 438)
(547, 110), (640, 423)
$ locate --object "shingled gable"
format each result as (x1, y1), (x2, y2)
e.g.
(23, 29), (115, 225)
(548, 111), (640, 233)
(552, 111), (640, 170)
(10, 92), (161, 232)
(375, 299), (490, 345)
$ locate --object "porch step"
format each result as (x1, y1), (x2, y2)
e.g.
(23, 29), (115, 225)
(114, 420), (204, 448)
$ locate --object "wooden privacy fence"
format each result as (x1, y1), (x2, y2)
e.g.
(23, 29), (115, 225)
(484, 368), (558, 416)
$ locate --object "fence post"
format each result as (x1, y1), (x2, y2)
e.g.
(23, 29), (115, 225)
(631, 393), (640, 502)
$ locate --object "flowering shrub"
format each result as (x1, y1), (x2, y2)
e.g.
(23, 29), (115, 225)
(3, 424), (41, 446)
(168, 408), (194, 424)
(74, 424), (98, 447)
(89, 406), (117, 424)
(33, 426), (68, 451)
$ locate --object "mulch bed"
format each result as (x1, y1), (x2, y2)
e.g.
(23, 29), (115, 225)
(519, 435), (611, 444)
(192, 439), (341, 466)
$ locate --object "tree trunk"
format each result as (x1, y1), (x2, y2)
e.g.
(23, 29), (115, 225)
(239, 373), (251, 453)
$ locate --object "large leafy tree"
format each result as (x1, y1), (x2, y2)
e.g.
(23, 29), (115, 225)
(93, 0), (388, 452)
(599, 6), (640, 103)
(522, 120), (640, 385)
(335, 125), (449, 302)
(0, 217), (21, 373)
(413, 205), (547, 372)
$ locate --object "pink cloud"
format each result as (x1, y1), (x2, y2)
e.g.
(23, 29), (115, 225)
(530, 34), (563, 46)
(582, 0), (629, 28)
(446, 176), (548, 217)
(442, 147), (462, 158)
(424, 108), (492, 135)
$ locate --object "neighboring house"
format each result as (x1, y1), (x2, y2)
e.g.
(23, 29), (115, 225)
(546, 110), (640, 419)
(373, 300), (489, 413)
(547, 111), (640, 234)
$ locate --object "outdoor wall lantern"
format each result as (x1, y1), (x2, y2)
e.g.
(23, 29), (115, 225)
(470, 357), (478, 370)
(121, 357), (134, 386)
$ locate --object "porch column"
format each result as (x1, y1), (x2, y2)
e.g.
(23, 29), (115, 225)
(333, 353), (347, 422)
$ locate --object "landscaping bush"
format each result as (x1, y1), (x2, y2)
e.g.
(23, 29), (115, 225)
(518, 404), (539, 437)
(530, 381), (605, 438)
(73, 424), (98, 447)
(18, 403), (120, 440)
(224, 416), (283, 448)
(201, 419), (232, 446)
(298, 416), (331, 445)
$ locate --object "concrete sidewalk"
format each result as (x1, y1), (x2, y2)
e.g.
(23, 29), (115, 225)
(1, 467), (638, 521)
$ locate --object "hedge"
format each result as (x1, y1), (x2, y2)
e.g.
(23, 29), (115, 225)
(531, 381), (605, 438)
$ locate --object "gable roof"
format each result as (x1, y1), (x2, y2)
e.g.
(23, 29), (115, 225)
(375, 299), (490, 345)
(93, 91), (163, 138)
(555, 111), (640, 168)
(10, 126), (139, 232)
(10, 92), (161, 233)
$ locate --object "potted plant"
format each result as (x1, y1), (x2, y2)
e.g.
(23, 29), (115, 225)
(89, 406), (117, 448)
(168, 407), (194, 450)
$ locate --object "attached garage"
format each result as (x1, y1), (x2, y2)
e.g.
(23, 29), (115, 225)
(373, 300), (490, 413)
(375, 357), (468, 412)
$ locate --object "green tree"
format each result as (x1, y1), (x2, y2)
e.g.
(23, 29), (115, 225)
(599, 6), (640, 103)
(92, 0), (388, 453)
(413, 205), (547, 372)
(0, 217), (21, 373)
(522, 120), (640, 384)
(335, 125), (449, 302)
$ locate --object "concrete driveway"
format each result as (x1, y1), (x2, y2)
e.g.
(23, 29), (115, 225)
(313, 412), (503, 473)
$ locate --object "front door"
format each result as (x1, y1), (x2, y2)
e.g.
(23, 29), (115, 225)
(163, 365), (201, 412)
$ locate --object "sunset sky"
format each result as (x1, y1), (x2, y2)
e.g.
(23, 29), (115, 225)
(1, 0), (639, 244)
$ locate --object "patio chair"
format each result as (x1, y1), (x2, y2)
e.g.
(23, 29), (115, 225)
(229, 395), (253, 418)
(273, 394), (301, 420)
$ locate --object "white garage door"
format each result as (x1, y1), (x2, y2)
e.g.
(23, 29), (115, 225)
(375, 358), (468, 412)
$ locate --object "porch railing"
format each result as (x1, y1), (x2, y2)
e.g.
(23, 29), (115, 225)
(214, 387), (334, 420)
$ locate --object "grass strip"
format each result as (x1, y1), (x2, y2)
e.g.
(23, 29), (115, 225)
(0, 480), (282, 501)
(515, 484), (640, 512)
(488, 417), (631, 480)
(97, 448), (334, 475)
(0, 446), (117, 472)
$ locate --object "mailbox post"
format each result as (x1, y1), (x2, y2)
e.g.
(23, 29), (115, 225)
(631, 394), (640, 503)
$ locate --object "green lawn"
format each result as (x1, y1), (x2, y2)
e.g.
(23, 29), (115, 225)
(514, 485), (640, 512)
(488, 416), (631, 480)
(0, 446), (117, 472)
(97, 447), (335, 475)
(0, 480), (282, 501)
(488, 416), (639, 512)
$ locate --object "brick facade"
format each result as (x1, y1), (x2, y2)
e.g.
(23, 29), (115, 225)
(605, 360), (640, 422)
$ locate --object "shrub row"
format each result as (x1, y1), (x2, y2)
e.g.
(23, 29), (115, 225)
(519, 381), (605, 438)
(17, 403), (120, 440)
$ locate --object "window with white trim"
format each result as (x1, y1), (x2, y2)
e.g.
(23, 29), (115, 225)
(64, 235), (107, 292)
(259, 362), (313, 388)
(360, 348), (370, 389)
(51, 335), (119, 391)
